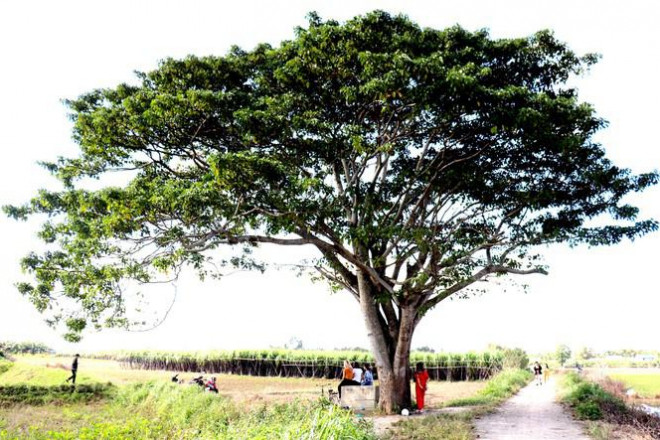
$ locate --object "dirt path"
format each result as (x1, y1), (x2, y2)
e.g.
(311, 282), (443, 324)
(474, 377), (590, 439)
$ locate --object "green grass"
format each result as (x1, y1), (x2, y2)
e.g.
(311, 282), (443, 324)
(609, 373), (660, 398)
(0, 361), (96, 387)
(0, 383), (113, 407)
(445, 368), (532, 407)
(0, 360), (11, 376)
(383, 412), (474, 440)
(1, 382), (376, 439)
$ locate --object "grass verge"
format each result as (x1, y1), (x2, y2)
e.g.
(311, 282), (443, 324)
(444, 368), (532, 407)
(0, 383), (113, 407)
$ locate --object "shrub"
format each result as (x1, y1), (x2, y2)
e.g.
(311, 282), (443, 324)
(575, 401), (602, 420)
(0, 359), (12, 376)
(562, 373), (626, 421)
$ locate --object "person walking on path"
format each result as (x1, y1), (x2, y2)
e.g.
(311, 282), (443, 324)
(543, 363), (550, 384)
(414, 362), (429, 412)
(65, 354), (80, 384)
(533, 361), (543, 386)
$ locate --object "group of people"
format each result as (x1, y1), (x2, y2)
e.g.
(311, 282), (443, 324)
(64, 353), (433, 411)
(172, 373), (219, 393)
(337, 360), (374, 397)
(337, 360), (429, 412)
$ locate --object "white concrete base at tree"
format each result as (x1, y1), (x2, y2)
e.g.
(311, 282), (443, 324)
(341, 385), (379, 411)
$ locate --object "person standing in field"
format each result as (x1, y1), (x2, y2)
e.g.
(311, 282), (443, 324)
(414, 362), (429, 412)
(543, 363), (550, 384)
(65, 354), (80, 384)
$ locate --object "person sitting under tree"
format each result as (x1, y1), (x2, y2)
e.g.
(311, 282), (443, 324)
(361, 364), (373, 386)
(352, 362), (363, 384)
(337, 360), (359, 398)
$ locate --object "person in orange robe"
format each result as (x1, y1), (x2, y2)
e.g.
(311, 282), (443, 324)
(414, 362), (429, 411)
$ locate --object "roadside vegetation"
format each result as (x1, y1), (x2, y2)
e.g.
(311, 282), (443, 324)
(559, 371), (660, 439)
(442, 368), (532, 407)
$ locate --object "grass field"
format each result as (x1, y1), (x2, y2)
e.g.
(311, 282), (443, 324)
(3, 355), (487, 407)
(606, 368), (660, 401)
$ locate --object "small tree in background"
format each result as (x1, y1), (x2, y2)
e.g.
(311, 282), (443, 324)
(285, 336), (304, 350)
(555, 344), (572, 366)
(5, 11), (657, 412)
(489, 345), (529, 369)
(576, 346), (595, 361)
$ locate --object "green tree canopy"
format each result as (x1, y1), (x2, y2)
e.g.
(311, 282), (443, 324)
(6, 11), (657, 411)
(555, 344), (571, 366)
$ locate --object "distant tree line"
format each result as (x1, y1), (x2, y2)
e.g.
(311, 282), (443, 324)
(0, 341), (52, 355)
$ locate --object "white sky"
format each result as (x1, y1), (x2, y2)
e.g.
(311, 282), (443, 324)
(0, 0), (658, 355)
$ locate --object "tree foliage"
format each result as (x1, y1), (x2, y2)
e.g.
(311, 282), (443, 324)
(555, 344), (572, 366)
(5, 10), (657, 410)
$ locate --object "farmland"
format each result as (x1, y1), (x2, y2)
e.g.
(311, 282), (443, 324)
(606, 368), (660, 405)
(0, 356), (374, 439)
(0, 354), (526, 439)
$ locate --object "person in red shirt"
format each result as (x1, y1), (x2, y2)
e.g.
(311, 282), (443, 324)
(414, 362), (429, 412)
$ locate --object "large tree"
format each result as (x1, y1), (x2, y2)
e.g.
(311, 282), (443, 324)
(6, 12), (657, 411)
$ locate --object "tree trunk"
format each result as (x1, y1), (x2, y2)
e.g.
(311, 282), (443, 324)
(358, 271), (415, 413)
(393, 306), (415, 407)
